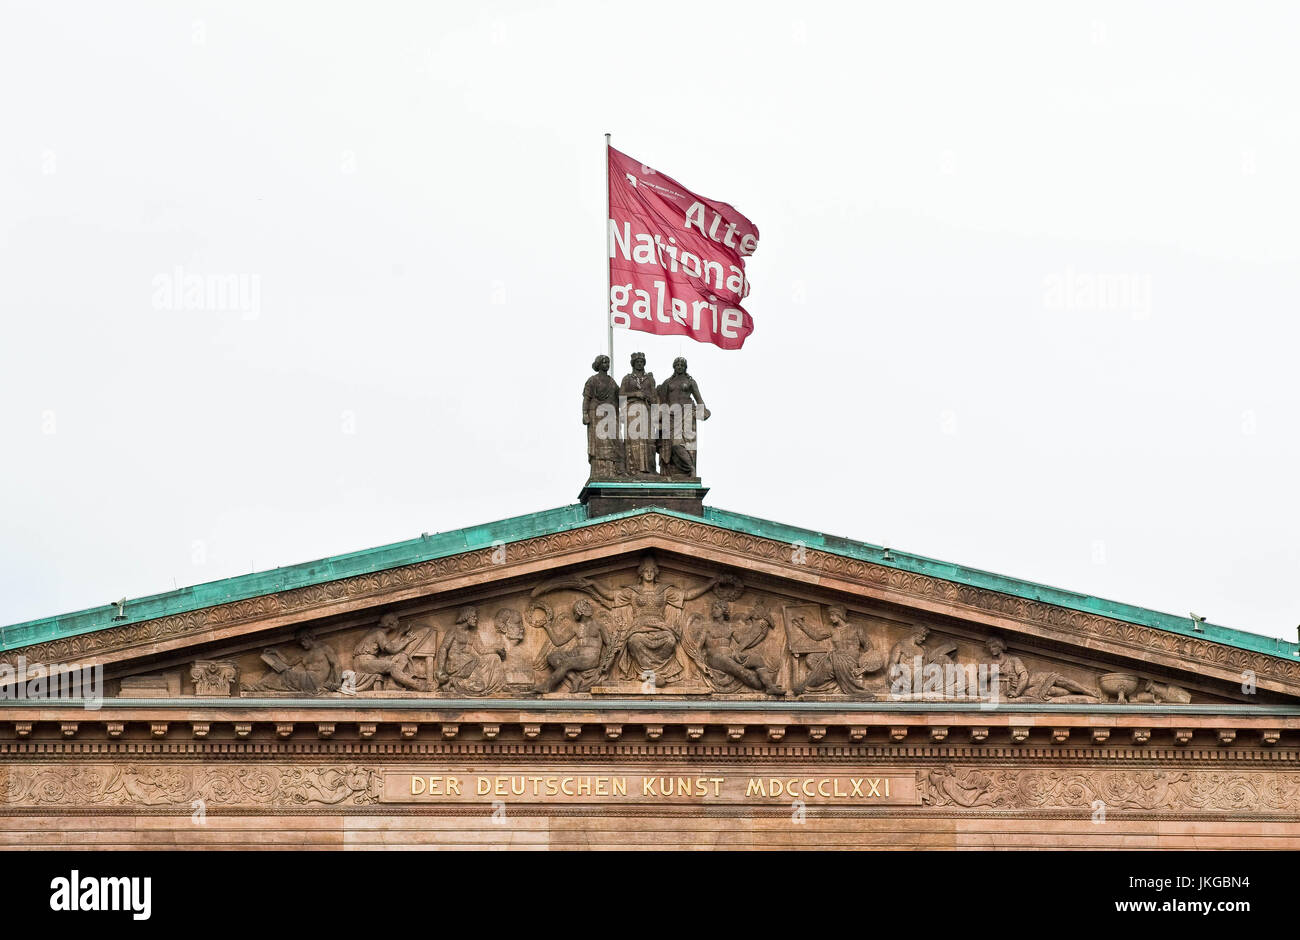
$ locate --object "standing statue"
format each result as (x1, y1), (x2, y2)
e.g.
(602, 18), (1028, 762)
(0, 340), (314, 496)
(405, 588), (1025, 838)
(657, 357), (709, 478)
(583, 354), (621, 479)
(619, 352), (659, 476)
(436, 606), (507, 695)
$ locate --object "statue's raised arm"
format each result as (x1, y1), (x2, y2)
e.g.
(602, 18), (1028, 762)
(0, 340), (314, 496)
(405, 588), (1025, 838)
(680, 574), (722, 603)
(531, 574), (618, 606)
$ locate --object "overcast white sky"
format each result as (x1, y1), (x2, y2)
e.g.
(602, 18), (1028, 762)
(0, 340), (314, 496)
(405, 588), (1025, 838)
(0, 2), (1296, 639)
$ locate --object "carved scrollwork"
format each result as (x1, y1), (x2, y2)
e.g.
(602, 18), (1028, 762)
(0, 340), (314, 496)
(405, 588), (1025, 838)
(0, 765), (383, 808)
(917, 768), (1300, 812)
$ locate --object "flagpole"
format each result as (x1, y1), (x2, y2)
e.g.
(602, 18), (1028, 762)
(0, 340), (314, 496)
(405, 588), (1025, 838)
(604, 132), (613, 362)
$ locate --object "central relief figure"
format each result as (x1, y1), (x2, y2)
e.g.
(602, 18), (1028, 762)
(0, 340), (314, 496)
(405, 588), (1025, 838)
(532, 555), (718, 689)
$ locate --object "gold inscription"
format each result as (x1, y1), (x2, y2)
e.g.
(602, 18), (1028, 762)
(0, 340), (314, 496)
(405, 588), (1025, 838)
(387, 771), (915, 805)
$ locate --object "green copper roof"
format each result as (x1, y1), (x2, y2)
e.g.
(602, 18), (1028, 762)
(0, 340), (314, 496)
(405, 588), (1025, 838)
(2, 503), (1294, 662)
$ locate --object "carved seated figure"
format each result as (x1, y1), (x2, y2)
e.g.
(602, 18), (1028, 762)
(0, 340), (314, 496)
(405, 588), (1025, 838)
(888, 625), (932, 674)
(436, 606), (506, 695)
(243, 630), (341, 694)
(793, 605), (883, 695)
(694, 601), (784, 695)
(585, 557), (719, 686)
(349, 614), (432, 692)
(533, 599), (607, 693)
(885, 625), (935, 695)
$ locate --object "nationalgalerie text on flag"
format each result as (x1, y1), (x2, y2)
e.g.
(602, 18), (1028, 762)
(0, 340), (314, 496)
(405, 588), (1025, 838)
(607, 146), (759, 351)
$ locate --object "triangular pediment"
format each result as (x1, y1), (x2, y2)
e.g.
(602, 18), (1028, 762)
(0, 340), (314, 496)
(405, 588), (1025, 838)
(8, 510), (1291, 707)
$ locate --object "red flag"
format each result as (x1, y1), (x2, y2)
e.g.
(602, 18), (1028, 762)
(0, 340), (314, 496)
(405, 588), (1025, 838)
(607, 146), (759, 350)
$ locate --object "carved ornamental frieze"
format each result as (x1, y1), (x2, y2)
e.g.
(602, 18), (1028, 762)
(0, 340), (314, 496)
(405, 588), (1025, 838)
(68, 552), (1245, 705)
(3, 514), (1291, 702)
(1, 763), (1296, 816)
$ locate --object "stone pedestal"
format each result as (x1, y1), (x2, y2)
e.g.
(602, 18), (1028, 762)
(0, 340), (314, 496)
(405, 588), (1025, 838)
(579, 480), (708, 518)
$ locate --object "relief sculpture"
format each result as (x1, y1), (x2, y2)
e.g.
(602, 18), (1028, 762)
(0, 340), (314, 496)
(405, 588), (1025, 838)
(124, 559), (1223, 705)
(0, 765), (383, 808)
(494, 607), (534, 689)
(531, 599), (608, 693)
(682, 600), (784, 695)
(242, 630), (341, 694)
(985, 638), (1100, 703)
(531, 555), (719, 689)
(347, 614), (435, 692)
(790, 606), (884, 695)
(191, 660), (238, 696)
(436, 606), (506, 695)
(913, 768), (1294, 813)
(919, 765), (1000, 808)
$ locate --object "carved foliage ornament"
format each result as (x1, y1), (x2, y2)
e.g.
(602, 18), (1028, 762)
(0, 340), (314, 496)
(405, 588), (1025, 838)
(191, 660), (237, 696)
(0, 765), (382, 808)
(918, 767), (1300, 812)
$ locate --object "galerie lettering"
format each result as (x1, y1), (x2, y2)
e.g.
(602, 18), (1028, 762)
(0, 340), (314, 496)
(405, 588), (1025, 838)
(50, 871), (151, 921)
(609, 201), (755, 338)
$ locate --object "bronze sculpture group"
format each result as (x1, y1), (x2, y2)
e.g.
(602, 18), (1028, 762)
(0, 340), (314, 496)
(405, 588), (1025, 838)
(584, 353), (710, 480)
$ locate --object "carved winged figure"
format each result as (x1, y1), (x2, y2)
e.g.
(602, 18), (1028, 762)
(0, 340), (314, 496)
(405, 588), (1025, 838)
(531, 555), (719, 687)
